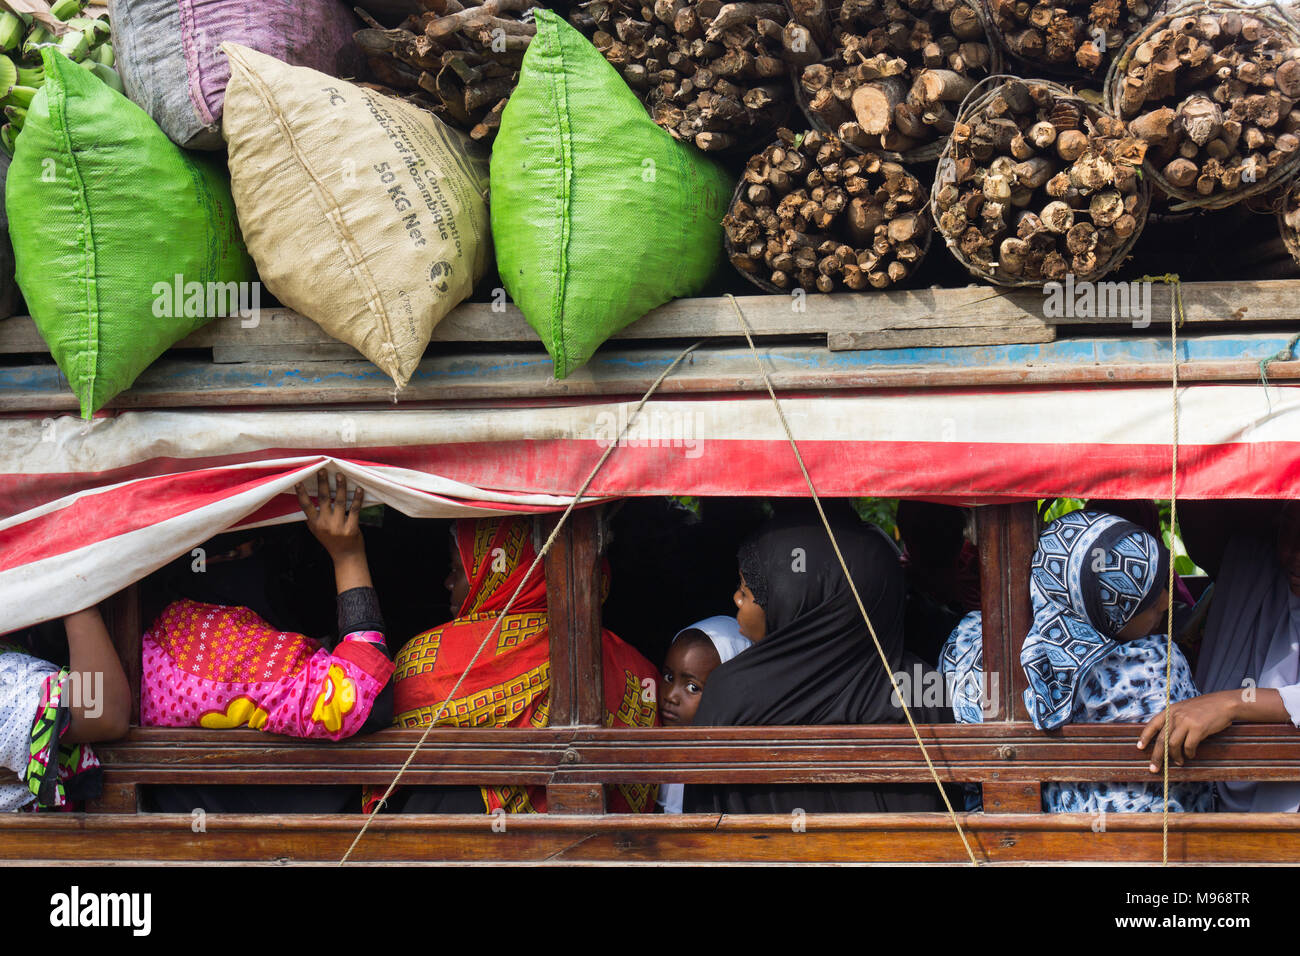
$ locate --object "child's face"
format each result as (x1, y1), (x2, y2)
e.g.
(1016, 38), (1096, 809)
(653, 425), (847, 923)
(660, 638), (722, 727)
(1116, 587), (1170, 641)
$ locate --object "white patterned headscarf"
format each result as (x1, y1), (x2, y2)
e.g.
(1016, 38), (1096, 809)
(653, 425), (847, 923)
(1021, 511), (1169, 730)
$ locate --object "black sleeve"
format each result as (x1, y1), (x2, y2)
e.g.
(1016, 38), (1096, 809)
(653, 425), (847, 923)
(337, 587), (386, 647)
(336, 586), (395, 735)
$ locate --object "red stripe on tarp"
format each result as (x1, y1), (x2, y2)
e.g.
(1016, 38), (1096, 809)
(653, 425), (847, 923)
(0, 458), (568, 573)
(395, 438), (1296, 500)
(4, 437), (1300, 575)
(0, 463), (304, 573)
(6, 433), (1299, 513)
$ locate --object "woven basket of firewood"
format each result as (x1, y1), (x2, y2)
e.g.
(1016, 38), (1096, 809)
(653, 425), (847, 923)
(573, 0), (801, 153)
(353, 0), (544, 143)
(1278, 177), (1300, 263)
(786, 0), (1003, 163)
(1104, 0), (1300, 210)
(984, 0), (1167, 84)
(932, 75), (1150, 286)
(723, 127), (932, 291)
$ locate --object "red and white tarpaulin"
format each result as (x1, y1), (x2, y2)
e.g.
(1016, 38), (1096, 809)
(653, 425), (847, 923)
(2, 383), (1299, 631)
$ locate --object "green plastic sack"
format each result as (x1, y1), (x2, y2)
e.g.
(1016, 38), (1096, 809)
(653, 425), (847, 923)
(490, 10), (734, 378)
(7, 49), (253, 417)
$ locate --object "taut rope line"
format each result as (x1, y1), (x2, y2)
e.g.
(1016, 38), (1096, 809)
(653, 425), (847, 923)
(338, 341), (702, 865)
(1139, 273), (1184, 867)
(726, 294), (980, 866)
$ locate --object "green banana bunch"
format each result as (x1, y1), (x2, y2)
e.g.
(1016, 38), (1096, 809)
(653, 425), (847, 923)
(49, 0), (88, 20)
(0, 55), (15, 98)
(56, 28), (88, 61)
(5, 84), (35, 108)
(0, 2), (123, 157)
(21, 26), (51, 59)
(0, 12), (23, 53)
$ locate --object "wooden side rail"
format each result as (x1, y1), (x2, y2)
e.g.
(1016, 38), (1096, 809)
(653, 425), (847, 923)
(5, 811), (1300, 863)
(92, 723), (1300, 790)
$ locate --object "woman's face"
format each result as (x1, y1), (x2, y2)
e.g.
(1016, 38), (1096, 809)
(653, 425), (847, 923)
(734, 570), (767, 642)
(1116, 587), (1170, 641)
(444, 542), (470, 613)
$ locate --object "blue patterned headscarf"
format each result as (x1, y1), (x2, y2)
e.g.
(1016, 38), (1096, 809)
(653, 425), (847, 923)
(1021, 510), (1169, 730)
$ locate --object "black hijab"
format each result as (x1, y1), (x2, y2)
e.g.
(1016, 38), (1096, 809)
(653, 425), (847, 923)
(160, 530), (293, 632)
(684, 510), (951, 814)
(694, 511), (909, 727)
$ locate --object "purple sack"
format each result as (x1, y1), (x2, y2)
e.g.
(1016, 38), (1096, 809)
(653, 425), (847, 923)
(109, 0), (363, 149)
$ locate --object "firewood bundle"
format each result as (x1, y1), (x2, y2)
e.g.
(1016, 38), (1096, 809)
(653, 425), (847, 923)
(1106, 1), (1300, 208)
(931, 77), (1149, 285)
(989, 0), (1158, 79)
(353, 0), (543, 142)
(724, 128), (931, 290)
(1279, 177), (1300, 265)
(573, 0), (795, 151)
(789, 0), (1000, 160)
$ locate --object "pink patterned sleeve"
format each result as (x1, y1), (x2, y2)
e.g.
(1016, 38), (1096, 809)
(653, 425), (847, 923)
(251, 637), (395, 741)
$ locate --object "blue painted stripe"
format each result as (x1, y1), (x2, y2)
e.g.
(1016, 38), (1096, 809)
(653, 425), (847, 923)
(0, 332), (1295, 395)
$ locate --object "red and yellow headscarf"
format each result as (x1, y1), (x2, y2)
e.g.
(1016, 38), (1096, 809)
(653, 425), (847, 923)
(393, 516), (658, 813)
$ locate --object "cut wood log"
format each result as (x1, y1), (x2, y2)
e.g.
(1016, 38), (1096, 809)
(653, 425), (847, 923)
(852, 77), (908, 135)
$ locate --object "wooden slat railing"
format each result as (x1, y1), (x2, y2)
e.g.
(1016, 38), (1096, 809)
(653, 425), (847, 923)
(93, 723), (1300, 787)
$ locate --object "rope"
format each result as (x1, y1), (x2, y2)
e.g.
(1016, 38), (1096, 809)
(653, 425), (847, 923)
(1258, 331), (1300, 396)
(1143, 274), (1184, 867)
(338, 341), (702, 865)
(725, 294), (980, 866)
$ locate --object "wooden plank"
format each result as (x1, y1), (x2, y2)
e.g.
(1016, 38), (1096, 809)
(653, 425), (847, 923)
(90, 723), (1300, 786)
(570, 508), (605, 727)
(980, 781), (1043, 813)
(543, 515), (578, 728)
(2, 280), (1298, 357)
(545, 783), (605, 814)
(211, 343), (364, 364)
(4, 333), (1298, 411)
(84, 782), (138, 814)
(827, 324), (1056, 352)
(543, 509), (605, 729)
(1006, 505), (1037, 722)
(975, 505), (1037, 723)
(2, 811), (1300, 863)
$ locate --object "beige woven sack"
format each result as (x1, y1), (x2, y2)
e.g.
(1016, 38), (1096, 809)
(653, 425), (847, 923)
(220, 43), (491, 386)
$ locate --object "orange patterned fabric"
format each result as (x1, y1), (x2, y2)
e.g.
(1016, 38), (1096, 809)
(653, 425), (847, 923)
(393, 516), (658, 813)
